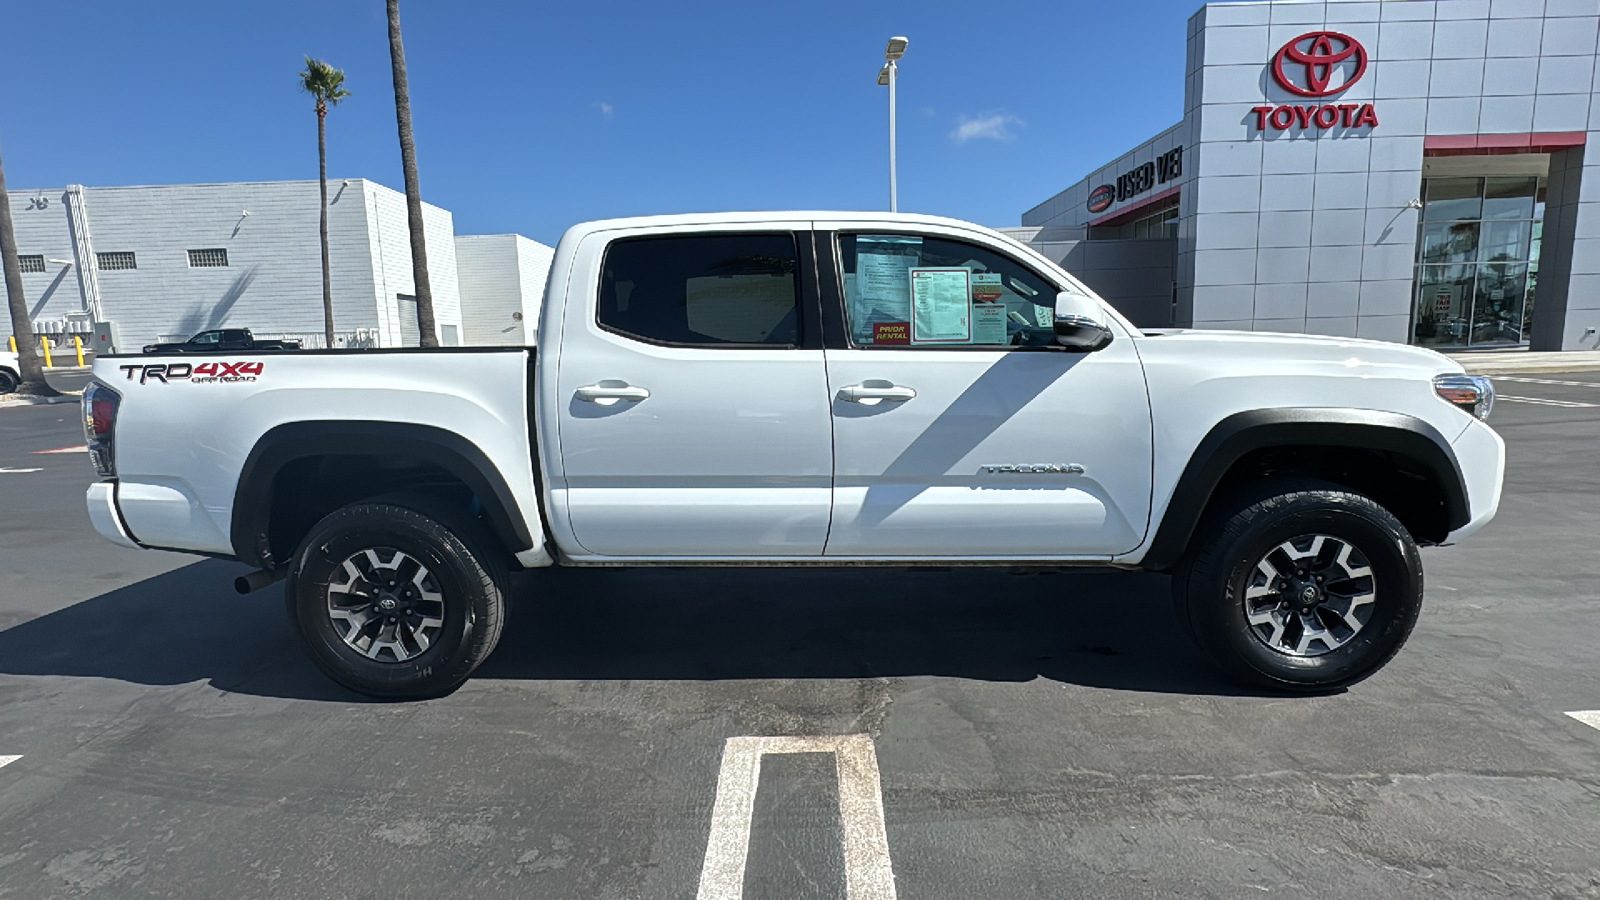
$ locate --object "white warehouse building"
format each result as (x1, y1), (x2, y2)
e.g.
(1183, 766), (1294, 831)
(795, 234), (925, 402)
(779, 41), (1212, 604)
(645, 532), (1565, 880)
(5, 179), (551, 351)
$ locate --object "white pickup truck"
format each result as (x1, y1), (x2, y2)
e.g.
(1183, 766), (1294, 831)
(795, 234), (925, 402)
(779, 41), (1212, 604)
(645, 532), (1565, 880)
(82, 212), (1504, 698)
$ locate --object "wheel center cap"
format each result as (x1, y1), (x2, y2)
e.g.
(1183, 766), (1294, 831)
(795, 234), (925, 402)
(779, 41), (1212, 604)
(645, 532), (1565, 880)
(377, 595), (398, 611)
(1299, 585), (1320, 604)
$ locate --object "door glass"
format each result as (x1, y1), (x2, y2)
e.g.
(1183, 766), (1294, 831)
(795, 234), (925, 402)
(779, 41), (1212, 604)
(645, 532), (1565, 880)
(599, 234), (799, 346)
(1472, 263), (1528, 344)
(1413, 264), (1475, 345)
(836, 233), (1058, 348)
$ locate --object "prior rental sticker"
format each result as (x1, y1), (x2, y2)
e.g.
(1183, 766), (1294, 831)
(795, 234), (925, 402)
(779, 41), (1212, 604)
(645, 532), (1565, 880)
(120, 362), (263, 384)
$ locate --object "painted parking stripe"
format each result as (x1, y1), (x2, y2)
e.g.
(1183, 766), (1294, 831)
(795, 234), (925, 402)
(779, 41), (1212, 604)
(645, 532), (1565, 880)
(1566, 711), (1600, 731)
(32, 445), (87, 454)
(0, 756), (19, 770)
(1498, 395), (1599, 409)
(698, 734), (896, 900)
(1497, 377), (1600, 389)
(0, 468), (43, 474)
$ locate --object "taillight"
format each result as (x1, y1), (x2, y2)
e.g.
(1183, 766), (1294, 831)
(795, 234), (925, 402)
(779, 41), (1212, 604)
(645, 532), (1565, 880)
(82, 381), (120, 477)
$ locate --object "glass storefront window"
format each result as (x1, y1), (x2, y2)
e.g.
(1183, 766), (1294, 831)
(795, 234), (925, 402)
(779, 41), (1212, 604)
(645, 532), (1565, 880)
(1411, 175), (1543, 349)
(1483, 177), (1537, 220)
(1420, 221), (1478, 264)
(1423, 177), (1483, 222)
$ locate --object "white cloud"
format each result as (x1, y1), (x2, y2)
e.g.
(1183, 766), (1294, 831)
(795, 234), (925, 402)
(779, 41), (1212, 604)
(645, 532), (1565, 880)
(596, 102), (614, 119)
(949, 112), (1024, 144)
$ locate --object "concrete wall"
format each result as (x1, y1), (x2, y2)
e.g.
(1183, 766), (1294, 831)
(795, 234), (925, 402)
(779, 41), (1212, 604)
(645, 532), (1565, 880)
(454, 233), (553, 345)
(5, 179), (463, 350)
(361, 182), (462, 347)
(1000, 226), (1178, 327)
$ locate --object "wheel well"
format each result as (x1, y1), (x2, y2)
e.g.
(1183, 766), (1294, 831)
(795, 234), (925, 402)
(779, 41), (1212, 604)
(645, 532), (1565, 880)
(231, 421), (537, 571)
(1208, 444), (1455, 545)
(259, 454), (498, 570)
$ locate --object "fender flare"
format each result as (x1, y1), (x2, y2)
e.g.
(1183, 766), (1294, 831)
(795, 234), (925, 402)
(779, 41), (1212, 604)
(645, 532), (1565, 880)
(1139, 408), (1469, 571)
(230, 420), (535, 569)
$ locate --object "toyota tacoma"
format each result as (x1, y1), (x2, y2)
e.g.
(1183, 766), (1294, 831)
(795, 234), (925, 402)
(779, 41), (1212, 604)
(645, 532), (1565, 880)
(81, 212), (1504, 698)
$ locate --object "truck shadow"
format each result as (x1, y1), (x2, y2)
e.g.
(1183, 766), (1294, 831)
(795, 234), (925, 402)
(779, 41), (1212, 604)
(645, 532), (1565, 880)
(0, 560), (1281, 700)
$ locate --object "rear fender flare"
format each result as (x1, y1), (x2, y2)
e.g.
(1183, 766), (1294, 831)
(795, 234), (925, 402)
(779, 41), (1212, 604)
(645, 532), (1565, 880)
(230, 421), (534, 569)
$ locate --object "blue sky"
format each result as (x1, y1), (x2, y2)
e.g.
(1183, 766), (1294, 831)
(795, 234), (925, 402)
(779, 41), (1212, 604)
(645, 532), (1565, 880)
(0, 0), (1203, 245)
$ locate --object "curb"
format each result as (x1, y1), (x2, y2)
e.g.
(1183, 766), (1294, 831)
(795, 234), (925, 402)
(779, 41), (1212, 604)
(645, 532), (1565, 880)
(0, 394), (80, 410)
(1456, 360), (1600, 375)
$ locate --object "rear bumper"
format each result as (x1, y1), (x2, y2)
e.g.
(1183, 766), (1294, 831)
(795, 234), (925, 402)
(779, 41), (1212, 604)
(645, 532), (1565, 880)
(86, 481), (140, 549)
(1442, 418), (1505, 545)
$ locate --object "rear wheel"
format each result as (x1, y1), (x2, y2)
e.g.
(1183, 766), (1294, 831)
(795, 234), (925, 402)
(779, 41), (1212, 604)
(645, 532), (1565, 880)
(0, 369), (18, 394)
(1174, 481), (1423, 691)
(286, 498), (508, 699)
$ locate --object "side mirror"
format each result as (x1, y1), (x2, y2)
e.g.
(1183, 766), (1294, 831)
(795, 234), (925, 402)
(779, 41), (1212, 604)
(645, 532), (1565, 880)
(1053, 313), (1114, 352)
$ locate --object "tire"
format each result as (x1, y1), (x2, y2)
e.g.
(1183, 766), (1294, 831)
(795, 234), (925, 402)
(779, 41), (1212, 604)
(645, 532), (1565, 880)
(1175, 480), (1423, 692)
(0, 369), (18, 394)
(285, 497), (508, 699)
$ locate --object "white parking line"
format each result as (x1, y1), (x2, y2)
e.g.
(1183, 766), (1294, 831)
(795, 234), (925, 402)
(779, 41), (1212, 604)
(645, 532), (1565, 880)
(698, 734), (896, 900)
(0, 756), (19, 770)
(1565, 711), (1600, 731)
(1499, 395), (1599, 408)
(31, 445), (86, 454)
(0, 468), (43, 474)
(1497, 377), (1600, 389)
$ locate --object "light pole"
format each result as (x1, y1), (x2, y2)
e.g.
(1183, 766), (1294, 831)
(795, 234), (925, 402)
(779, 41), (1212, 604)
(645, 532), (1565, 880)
(878, 36), (908, 212)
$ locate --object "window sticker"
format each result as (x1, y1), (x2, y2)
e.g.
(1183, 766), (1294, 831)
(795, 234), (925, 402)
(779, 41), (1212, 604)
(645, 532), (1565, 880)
(872, 321), (910, 344)
(972, 302), (1008, 344)
(1035, 304), (1054, 328)
(854, 235), (922, 342)
(909, 267), (972, 343)
(971, 273), (1004, 303)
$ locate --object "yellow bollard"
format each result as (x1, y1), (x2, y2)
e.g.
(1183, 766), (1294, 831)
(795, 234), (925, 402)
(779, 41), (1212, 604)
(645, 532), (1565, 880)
(74, 335), (84, 366)
(40, 336), (52, 368)
(6, 335), (13, 353)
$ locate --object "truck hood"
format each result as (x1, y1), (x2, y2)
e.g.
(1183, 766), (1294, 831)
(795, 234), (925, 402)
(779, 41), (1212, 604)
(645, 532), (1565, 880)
(1135, 328), (1464, 376)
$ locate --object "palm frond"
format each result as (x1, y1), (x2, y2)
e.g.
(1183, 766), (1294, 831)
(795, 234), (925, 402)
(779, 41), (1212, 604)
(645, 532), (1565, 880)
(298, 55), (352, 103)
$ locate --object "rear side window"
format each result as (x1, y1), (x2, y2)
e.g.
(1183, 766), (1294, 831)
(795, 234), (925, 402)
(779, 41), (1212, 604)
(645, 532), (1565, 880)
(598, 233), (801, 347)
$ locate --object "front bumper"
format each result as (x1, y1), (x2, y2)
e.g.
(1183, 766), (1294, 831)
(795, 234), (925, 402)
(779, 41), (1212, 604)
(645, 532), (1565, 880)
(86, 481), (140, 549)
(1442, 417), (1505, 545)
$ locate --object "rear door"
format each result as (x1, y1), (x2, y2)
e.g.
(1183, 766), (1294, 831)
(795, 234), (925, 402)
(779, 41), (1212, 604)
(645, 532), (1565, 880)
(551, 226), (835, 557)
(816, 223), (1153, 559)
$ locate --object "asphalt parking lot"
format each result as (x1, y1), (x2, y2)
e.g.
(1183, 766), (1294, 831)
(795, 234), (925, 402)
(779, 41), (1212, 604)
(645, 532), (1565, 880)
(1, 372), (1598, 899)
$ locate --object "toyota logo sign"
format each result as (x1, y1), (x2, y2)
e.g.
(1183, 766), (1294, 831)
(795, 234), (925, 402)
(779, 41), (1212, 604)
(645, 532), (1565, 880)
(1272, 31), (1368, 97)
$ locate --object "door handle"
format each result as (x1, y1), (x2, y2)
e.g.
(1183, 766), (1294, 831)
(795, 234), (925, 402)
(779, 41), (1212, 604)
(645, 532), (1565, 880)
(575, 382), (651, 403)
(837, 382), (916, 403)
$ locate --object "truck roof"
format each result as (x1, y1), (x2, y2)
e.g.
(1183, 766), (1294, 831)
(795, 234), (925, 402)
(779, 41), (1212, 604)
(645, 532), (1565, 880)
(564, 210), (1003, 236)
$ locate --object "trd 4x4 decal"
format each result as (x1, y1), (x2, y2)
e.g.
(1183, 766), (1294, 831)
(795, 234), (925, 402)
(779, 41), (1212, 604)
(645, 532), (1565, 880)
(119, 361), (264, 384)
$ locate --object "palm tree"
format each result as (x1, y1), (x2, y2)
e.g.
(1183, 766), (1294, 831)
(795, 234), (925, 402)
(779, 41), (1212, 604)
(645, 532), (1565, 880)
(298, 56), (351, 348)
(0, 136), (57, 397)
(386, 0), (438, 347)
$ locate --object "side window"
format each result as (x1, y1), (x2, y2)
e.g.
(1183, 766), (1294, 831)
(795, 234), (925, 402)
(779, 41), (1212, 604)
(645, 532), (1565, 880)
(190, 331), (220, 345)
(599, 233), (801, 347)
(838, 233), (1059, 348)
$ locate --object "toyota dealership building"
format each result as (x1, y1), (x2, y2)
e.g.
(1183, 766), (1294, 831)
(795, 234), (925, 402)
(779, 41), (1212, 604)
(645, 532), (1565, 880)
(1012, 0), (1600, 351)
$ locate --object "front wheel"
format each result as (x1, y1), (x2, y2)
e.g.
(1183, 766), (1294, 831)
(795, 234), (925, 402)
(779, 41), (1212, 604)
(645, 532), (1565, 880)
(1175, 482), (1424, 692)
(286, 498), (508, 699)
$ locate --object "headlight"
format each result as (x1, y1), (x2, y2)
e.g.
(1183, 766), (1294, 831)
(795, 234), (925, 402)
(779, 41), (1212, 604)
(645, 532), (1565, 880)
(1434, 373), (1494, 420)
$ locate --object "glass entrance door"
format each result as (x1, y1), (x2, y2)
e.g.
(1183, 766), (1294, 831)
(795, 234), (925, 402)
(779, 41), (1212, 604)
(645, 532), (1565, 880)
(1411, 176), (1543, 349)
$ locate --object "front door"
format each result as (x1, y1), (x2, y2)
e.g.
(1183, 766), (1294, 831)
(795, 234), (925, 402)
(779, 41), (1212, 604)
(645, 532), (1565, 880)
(818, 227), (1153, 559)
(552, 228), (834, 557)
